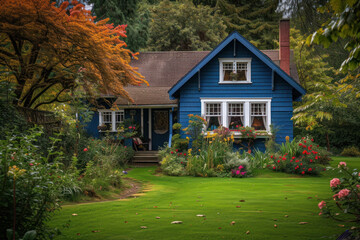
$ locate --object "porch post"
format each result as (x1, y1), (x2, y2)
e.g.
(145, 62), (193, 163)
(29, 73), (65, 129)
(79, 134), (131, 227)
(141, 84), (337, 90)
(148, 108), (152, 150)
(141, 108), (144, 136)
(168, 108), (173, 147)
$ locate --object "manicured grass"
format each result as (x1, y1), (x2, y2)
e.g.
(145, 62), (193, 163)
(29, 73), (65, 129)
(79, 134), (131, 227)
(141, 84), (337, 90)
(50, 156), (360, 240)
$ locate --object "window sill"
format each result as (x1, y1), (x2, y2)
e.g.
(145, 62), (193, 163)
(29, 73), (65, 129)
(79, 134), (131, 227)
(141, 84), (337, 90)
(205, 130), (271, 138)
(218, 81), (252, 84)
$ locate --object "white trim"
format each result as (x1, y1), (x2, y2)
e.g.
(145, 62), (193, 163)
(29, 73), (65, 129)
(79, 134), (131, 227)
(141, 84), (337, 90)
(219, 58), (252, 84)
(141, 108), (144, 137)
(200, 98), (271, 131)
(148, 109), (152, 150)
(114, 104), (177, 109)
(97, 109), (124, 132)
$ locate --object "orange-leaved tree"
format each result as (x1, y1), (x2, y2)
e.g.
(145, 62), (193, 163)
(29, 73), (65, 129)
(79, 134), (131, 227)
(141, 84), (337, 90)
(0, 0), (147, 109)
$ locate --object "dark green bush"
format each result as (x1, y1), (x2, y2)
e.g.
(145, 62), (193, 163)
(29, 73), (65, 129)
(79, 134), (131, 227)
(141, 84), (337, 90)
(341, 146), (360, 157)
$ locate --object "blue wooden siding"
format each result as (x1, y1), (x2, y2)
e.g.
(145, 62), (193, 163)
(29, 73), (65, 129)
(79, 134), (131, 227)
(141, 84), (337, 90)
(85, 111), (100, 138)
(178, 41), (294, 148)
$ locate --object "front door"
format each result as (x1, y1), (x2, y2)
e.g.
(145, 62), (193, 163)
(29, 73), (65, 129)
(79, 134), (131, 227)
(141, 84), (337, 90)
(151, 109), (170, 150)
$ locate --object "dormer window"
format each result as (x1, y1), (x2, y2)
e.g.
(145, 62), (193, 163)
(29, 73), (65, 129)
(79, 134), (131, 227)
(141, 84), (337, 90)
(219, 58), (252, 84)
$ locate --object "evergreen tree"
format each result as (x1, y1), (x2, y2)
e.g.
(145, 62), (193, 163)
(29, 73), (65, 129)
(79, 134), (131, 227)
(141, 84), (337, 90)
(193, 0), (282, 49)
(146, 0), (227, 51)
(90, 0), (149, 52)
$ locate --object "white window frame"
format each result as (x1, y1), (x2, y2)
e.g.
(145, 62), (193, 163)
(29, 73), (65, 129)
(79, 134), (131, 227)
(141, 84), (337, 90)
(204, 102), (223, 129)
(98, 109), (124, 132)
(200, 98), (271, 132)
(219, 58), (252, 84)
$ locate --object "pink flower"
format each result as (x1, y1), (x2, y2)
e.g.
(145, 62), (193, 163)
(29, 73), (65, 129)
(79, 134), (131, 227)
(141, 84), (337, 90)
(338, 162), (347, 168)
(83, 148), (88, 152)
(128, 126), (132, 129)
(338, 189), (350, 199)
(238, 165), (244, 170)
(330, 178), (341, 188)
(132, 126), (136, 130)
(319, 212), (322, 216)
(236, 170), (240, 175)
(359, 172), (360, 177)
(318, 201), (326, 209)
(29, 163), (34, 166)
(356, 185), (360, 188)
(124, 146), (127, 148)
(241, 172), (246, 175)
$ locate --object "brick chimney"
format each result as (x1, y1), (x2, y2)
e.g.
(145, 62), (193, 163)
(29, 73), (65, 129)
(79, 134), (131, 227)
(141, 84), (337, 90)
(279, 19), (290, 75)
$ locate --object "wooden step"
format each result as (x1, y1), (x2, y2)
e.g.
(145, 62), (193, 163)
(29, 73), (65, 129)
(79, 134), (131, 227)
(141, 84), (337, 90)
(132, 151), (160, 163)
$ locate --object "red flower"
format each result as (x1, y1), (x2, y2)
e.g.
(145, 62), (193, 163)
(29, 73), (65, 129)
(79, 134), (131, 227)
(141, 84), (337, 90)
(178, 153), (180, 156)
(184, 153), (187, 156)
(282, 157), (286, 160)
(292, 157), (295, 160)
(302, 137), (305, 140)
(303, 145), (307, 148)
(273, 166), (276, 169)
(301, 171), (305, 174)
(308, 168), (312, 171)
(83, 148), (88, 152)
(311, 139), (314, 142)
(290, 160), (293, 162)
(277, 160), (280, 163)
(299, 143), (303, 146)
(304, 140), (307, 143)
(317, 145), (319, 147)
(270, 155), (273, 158)
(300, 163), (303, 166)
(310, 159), (313, 163)
(295, 160), (299, 163)
(176, 149), (179, 152)
(302, 150), (307, 155)
(171, 151), (174, 154)
(181, 161), (183, 164)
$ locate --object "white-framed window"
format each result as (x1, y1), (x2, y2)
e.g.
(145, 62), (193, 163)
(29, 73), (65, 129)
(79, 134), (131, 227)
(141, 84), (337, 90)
(228, 103), (244, 129)
(201, 98), (271, 131)
(219, 58), (252, 83)
(204, 103), (222, 130)
(98, 109), (124, 131)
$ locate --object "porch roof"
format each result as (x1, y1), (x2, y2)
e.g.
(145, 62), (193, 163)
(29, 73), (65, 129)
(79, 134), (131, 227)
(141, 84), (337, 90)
(114, 87), (178, 106)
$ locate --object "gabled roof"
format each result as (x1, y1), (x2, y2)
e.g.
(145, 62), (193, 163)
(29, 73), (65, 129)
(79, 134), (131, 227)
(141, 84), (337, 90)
(168, 31), (306, 99)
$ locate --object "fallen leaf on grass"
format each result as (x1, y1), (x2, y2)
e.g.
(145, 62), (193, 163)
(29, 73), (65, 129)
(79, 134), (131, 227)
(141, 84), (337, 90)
(72, 214), (78, 216)
(76, 233), (80, 236)
(91, 230), (100, 233)
(273, 219), (277, 221)
(136, 213), (138, 215)
(156, 217), (160, 219)
(299, 222), (308, 225)
(124, 221), (128, 223)
(335, 213), (340, 216)
(196, 214), (206, 217)
(307, 197), (312, 199)
(154, 206), (158, 208)
(284, 215), (288, 218)
(230, 221), (236, 226)
(338, 225), (345, 228)
(218, 227), (222, 229)
(239, 200), (245, 202)
(140, 226), (147, 229)
(351, 226), (357, 230)
(274, 224), (277, 228)
(236, 206), (241, 208)
(246, 231), (250, 235)
(171, 221), (183, 224)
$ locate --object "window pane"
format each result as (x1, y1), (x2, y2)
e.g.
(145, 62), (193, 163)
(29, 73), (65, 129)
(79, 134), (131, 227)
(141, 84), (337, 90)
(251, 103), (266, 116)
(206, 103), (221, 116)
(229, 116), (244, 129)
(236, 63), (247, 80)
(228, 103), (243, 116)
(102, 112), (112, 130)
(251, 116), (266, 130)
(208, 116), (221, 130)
(223, 62), (233, 81)
(115, 111), (124, 130)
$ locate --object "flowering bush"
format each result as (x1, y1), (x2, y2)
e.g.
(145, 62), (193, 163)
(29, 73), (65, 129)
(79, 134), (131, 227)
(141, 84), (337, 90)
(0, 128), (63, 239)
(271, 137), (330, 175)
(231, 165), (249, 178)
(318, 162), (360, 237)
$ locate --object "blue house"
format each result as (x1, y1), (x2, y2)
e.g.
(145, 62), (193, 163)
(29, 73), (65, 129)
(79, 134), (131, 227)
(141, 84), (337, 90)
(85, 19), (305, 151)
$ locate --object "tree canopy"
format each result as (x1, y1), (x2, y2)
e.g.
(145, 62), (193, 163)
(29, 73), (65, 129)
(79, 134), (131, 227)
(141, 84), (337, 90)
(146, 0), (227, 51)
(0, 0), (147, 109)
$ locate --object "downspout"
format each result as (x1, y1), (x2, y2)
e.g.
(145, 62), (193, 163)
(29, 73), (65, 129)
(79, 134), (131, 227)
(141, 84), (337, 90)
(168, 107), (174, 147)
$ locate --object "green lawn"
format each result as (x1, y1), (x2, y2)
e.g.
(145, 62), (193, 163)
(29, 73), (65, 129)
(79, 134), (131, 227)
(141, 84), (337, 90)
(50, 156), (360, 240)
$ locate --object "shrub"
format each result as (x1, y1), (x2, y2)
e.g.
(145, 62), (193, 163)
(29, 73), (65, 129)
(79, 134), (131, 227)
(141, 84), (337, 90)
(270, 137), (330, 175)
(341, 146), (360, 157)
(0, 128), (63, 239)
(318, 162), (360, 237)
(160, 154), (186, 176)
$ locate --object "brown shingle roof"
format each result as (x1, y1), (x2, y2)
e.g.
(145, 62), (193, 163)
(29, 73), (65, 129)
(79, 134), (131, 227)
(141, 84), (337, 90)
(115, 50), (299, 106)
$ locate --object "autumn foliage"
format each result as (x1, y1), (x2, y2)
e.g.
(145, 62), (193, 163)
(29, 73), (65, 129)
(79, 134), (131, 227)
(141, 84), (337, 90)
(0, 0), (147, 108)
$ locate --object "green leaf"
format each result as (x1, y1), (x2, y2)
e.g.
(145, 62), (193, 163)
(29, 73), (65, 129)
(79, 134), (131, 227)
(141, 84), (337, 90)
(22, 230), (37, 240)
